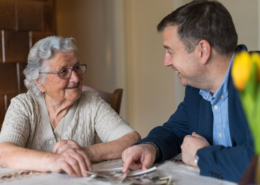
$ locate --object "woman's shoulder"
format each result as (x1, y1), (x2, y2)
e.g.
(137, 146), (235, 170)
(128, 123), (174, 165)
(11, 91), (38, 108)
(13, 91), (35, 101)
(80, 90), (100, 101)
(78, 90), (106, 108)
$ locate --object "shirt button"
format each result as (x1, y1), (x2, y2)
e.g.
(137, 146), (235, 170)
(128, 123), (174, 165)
(214, 105), (218, 110)
(221, 95), (224, 99)
(219, 133), (222, 138)
(49, 140), (54, 145)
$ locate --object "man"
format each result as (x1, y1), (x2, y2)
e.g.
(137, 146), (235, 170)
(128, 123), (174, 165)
(122, 0), (254, 182)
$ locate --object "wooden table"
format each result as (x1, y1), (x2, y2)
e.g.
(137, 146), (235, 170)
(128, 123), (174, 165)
(0, 159), (237, 185)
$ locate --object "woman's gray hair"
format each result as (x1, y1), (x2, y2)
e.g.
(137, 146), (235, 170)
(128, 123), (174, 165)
(23, 36), (78, 96)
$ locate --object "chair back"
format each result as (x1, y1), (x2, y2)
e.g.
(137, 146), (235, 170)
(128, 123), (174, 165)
(82, 86), (123, 114)
(0, 63), (28, 130)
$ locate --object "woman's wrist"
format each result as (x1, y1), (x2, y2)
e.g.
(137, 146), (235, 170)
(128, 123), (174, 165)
(43, 152), (58, 172)
(82, 146), (93, 162)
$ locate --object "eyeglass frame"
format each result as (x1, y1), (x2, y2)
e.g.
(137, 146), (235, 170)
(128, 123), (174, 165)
(39, 64), (87, 79)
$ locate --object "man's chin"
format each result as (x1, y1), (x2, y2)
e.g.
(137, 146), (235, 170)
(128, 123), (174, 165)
(179, 79), (187, 86)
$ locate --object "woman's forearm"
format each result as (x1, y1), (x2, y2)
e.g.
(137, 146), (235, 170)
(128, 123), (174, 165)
(0, 142), (92, 177)
(0, 142), (55, 172)
(0, 131), (141, 172)
(83, 131), (141, 162)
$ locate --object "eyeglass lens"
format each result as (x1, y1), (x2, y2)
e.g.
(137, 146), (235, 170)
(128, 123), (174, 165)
(59, 65), (86, 79)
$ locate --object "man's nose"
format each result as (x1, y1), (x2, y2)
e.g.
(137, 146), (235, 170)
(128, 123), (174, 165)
(164, 56), (172, 67)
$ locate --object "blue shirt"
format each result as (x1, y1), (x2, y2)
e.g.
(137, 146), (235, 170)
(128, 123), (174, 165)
(199, 53), (234, 147)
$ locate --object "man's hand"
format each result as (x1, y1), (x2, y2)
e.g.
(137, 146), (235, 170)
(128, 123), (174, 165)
(181, 132), (210, 167)
(122, 144), (157, 172)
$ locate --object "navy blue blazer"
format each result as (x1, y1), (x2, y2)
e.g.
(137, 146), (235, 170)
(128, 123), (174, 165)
(137, 45), (255, 182)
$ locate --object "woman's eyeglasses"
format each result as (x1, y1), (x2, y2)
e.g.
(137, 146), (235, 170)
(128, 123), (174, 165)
(39, 64), (87, 79)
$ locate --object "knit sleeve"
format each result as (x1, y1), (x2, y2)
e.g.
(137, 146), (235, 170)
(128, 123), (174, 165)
(0, 94), (34, 147)
(87, 92), (134, 143)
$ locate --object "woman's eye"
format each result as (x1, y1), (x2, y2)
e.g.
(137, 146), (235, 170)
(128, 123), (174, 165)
(60, 69), (68, 74)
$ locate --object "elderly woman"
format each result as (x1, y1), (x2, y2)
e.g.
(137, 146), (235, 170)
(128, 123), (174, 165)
(0, 36), (140, 177)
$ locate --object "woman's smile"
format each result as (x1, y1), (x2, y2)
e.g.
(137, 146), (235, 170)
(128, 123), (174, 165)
(66, 83), (79, 89)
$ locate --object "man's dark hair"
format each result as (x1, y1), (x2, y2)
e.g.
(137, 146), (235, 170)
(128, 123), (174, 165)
(157, 0), (238, 55)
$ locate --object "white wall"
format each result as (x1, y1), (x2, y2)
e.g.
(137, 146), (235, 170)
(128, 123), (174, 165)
(124, 0), (175, 138)
(56, 0), (128, 120)
(56, 0), (113, 90)
(219, 0), (260, 51)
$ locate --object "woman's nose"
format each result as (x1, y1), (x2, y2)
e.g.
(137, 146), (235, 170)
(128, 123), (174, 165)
(69, 70), (79, 82)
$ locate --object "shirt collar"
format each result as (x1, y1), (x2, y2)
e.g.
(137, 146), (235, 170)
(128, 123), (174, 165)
(199, 53), (235, 103)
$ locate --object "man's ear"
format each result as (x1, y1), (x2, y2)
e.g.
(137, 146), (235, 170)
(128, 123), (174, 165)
(197, 40), (211, 65)
(34, 79), (46, 92)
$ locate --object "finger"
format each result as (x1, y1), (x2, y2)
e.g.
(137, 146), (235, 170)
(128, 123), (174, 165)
(122, 150), (126, 162)
(53, 142), (61, 153)
(77, 150), (92, 176)
(67, 156), (82, 177)
(60, 161), (76, 177)
(71, 149), (92, 177)
(129, 162), (143, 171)
(142, 165), (148, 171)
(56, 142), (81, 154)
(141, 155), (153, 171)
(53, 140), (67, 153)
(56, 144), (71, 154)
(74, 152), (88, 177)
(67, 140), (80, 148)
(122, 155), (137, 172)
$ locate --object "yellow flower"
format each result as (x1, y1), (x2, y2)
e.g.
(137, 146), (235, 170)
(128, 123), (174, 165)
(251, 52), (260, 82)
(232, 51), (253, 90)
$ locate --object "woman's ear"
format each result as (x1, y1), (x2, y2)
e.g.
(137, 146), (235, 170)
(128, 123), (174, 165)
(34, 79), (46, 92)
(197, 40), (211, 65)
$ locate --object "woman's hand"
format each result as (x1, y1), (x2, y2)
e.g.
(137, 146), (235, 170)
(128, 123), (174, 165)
(51, 140), (92, 177)
(50, 147), (92, 177)
(53, 140), (82, 154)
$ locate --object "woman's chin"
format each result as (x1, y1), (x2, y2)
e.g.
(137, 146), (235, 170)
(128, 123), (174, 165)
(65, 90), (82, 101)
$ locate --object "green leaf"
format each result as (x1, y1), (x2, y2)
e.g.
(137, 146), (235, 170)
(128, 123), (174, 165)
(242, 63), (260, 154)
(252, 84), (260, 154)
(241, 63), (258, 123)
